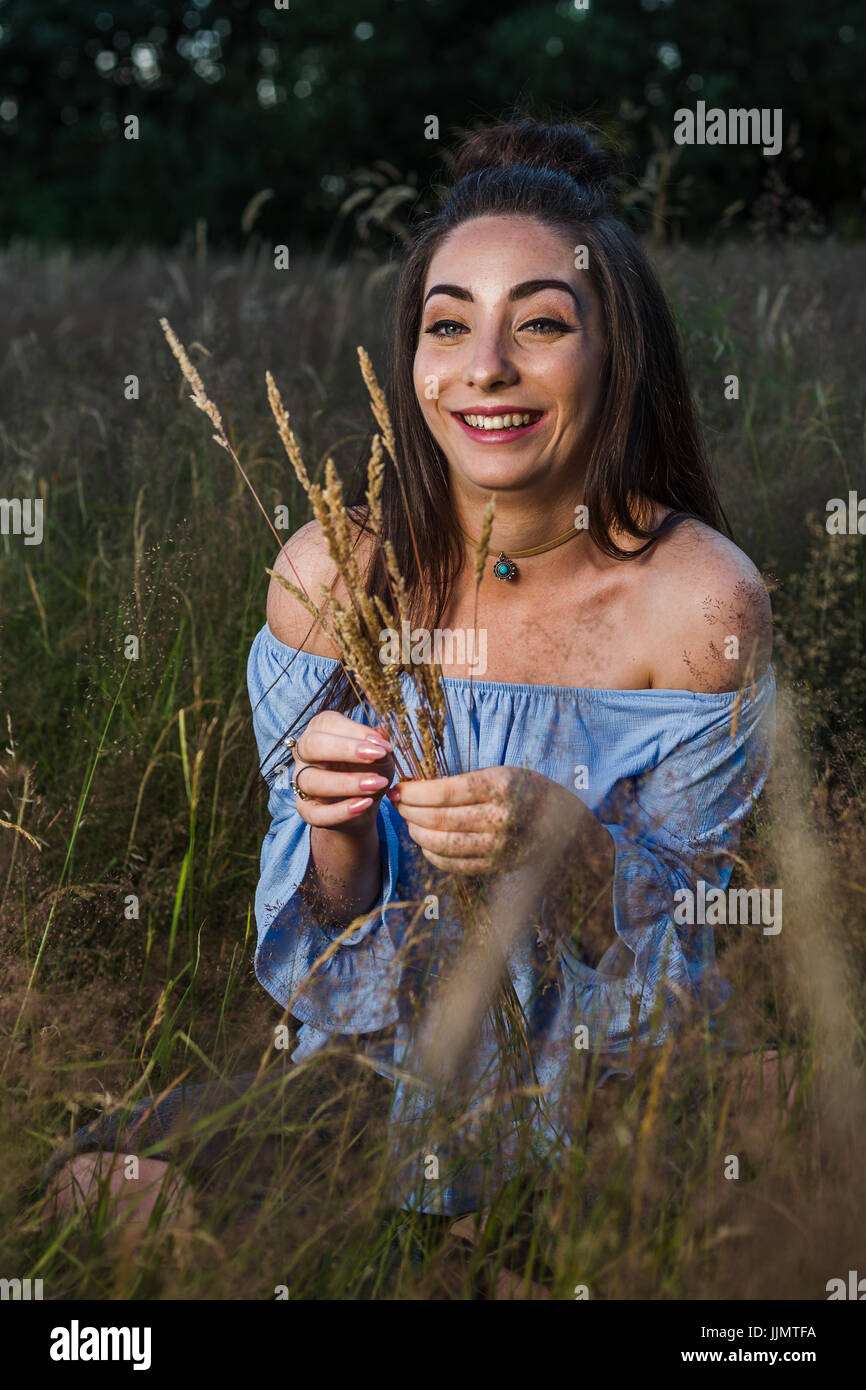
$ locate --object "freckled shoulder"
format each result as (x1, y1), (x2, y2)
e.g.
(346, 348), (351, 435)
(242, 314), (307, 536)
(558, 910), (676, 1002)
(641, 517), (774, 693)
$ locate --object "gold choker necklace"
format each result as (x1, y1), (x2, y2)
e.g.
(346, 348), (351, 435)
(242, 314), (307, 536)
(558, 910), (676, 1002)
(458, 522), (582, 582)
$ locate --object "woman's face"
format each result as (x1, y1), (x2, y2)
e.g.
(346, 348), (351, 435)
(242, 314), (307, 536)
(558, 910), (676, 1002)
(413, 214), (605, 499)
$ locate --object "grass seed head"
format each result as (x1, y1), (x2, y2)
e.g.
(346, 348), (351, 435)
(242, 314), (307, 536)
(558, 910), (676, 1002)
(420, 722), (438, 778)
(266, 370), (311, 491)
(160, 318), (223, 434)
(265, 567), (325, 628)
(366, 434), (385, 533)
(383, 539), (410, 627)
(357, 346), (396, 463)
(374, 594), (395, 632)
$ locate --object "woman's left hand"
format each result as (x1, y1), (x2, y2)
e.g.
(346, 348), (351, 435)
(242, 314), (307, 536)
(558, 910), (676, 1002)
(386, 765), (578, 876)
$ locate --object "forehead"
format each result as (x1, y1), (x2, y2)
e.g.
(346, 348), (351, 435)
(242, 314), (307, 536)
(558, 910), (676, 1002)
(424, 215), (578, 289)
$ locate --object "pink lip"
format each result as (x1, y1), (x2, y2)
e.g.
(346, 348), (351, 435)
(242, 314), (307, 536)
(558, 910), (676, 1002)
(451, 410), (547, 442)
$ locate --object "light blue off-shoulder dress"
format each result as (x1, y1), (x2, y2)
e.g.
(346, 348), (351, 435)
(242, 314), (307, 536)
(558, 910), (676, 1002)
(247, 622), (776, 1214)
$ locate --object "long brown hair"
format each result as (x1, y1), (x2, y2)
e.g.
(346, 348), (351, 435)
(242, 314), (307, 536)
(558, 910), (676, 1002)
(251, 115), (731, 782)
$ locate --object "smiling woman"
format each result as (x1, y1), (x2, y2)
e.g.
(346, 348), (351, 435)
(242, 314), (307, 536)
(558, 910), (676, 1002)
(244, 116), (776, 1218)
(45, 117), (777, 1265)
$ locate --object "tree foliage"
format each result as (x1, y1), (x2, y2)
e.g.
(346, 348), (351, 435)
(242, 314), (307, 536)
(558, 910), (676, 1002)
(0, 0), (863, 248)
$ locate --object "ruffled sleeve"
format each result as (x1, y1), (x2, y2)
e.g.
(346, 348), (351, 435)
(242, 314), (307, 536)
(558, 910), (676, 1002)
(561, 670), (777, 1049)
(246, 625), (403, 1036)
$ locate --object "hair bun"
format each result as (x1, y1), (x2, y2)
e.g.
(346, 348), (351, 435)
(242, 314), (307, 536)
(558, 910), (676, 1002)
(449, 117), (614, 199)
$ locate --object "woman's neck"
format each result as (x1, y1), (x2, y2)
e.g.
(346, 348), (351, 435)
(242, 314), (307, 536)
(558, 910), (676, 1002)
(453, 492), (584, 554)
(453, 485), (662, 554)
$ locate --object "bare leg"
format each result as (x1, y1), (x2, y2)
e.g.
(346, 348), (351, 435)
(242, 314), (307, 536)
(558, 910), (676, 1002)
(44, 1152), (196, 1242)
(40, 1070), (277, 1238)
(41, 1060), (390, 1247)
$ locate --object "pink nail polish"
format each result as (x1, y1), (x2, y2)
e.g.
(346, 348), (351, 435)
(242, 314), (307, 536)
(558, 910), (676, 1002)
(347, 797), (373, 814)
(357, 742), (389, 760)
(359, 774), (389, 791)
(387, 788), (401, 803)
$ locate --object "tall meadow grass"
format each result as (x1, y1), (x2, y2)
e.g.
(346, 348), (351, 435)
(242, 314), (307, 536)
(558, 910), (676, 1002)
(1, 237), (865, 1298)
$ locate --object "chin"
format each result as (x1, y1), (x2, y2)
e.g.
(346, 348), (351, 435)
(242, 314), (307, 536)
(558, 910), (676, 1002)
(451, 458), (542, 491)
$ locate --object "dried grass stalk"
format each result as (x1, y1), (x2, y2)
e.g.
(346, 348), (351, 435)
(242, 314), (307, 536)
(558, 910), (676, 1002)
(474, 494), (496, 589)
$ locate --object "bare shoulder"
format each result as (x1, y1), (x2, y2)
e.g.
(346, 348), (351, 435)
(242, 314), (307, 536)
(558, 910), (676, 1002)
(641, 516), (773, 693)
(266, 520), (339, 657)
(266, 511), (375, 657)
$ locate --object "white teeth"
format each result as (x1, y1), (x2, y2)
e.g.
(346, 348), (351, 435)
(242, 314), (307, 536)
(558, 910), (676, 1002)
(459, 412), (538, 430)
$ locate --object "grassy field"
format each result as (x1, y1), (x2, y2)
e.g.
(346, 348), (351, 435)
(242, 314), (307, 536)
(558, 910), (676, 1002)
(1, 236), (865, 1299)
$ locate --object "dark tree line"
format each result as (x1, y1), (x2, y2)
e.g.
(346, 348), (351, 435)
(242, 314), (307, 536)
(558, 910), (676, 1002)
(1, 0), (863, 249)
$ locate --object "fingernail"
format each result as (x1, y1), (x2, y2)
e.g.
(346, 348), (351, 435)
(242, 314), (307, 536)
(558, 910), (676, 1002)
(357, 742), (389, 760)
(359, 774), (389, 791)
(347, 797), (373, 814)
(386, 788), (400, 803)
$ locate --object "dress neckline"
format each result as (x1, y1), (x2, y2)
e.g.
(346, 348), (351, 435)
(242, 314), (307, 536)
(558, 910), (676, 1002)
(258, 623), (775, 704)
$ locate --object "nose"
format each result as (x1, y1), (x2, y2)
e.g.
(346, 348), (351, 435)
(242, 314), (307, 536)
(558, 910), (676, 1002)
(460, 325), (519, 394)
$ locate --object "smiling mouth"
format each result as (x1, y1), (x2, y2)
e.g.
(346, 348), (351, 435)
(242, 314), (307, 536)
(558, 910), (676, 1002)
(453, 410), (544, 432)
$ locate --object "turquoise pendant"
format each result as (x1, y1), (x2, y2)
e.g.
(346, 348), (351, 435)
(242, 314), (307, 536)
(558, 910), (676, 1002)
(493, 551), (518, 581)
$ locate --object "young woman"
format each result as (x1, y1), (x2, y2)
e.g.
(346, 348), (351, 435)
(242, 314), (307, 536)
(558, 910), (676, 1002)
(45, 117), (776, 1236)
(248, 117), (776, 1215)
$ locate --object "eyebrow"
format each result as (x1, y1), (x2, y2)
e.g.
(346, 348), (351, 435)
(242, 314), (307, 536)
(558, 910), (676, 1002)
(423, 278), (584, 317)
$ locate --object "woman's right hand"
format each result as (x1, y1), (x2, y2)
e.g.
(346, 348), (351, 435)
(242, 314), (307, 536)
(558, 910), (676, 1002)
(286, 710), (396, 832)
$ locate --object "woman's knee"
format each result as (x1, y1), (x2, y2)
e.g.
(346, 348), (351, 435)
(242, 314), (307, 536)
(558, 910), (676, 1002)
(44, 1151), (196, 1232)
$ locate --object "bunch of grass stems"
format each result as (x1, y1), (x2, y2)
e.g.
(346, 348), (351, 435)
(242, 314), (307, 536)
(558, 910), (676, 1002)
(160, 318), (540, 1131)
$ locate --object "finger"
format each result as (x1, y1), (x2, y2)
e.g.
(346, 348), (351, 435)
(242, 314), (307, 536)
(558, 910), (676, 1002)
(421, 848), (493, 875)
(300, 796), (377, 828)
(294, 765), (392, 801)
(392, 801), (493, 833)
(405, 822), (497, 860)
(308, 709), (394, 743)
(393, 769), (500, 807)
(296, 727), (393, 767)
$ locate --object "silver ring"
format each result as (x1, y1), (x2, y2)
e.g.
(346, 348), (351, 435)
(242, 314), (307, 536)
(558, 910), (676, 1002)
(291, 764), (312, 801)
(285, 734), (298, 757)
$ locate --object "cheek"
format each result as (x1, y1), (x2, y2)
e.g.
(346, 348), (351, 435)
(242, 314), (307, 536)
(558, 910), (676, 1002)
(414, 349), (451, 423)
(412, 356), (430, 406)
(561, 345), (604, 427)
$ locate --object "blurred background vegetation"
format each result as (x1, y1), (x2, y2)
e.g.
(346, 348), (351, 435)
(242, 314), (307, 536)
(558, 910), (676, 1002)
(2, 0), (866, 1301)
(1, 0), (864, 250)
(1, 239), (865, 1298)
